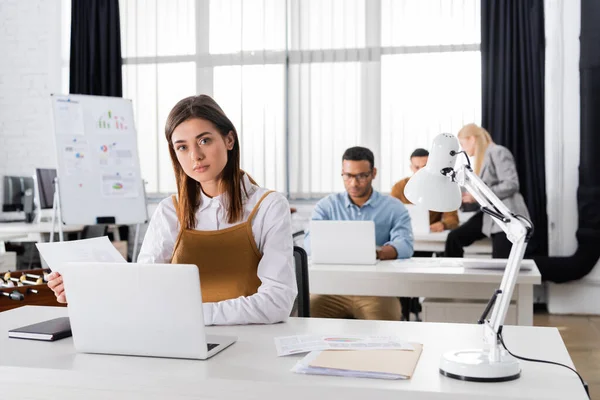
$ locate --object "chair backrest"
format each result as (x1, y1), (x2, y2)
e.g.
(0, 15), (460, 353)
(81, 224), (108, 239)
(293, 246), (310, 317)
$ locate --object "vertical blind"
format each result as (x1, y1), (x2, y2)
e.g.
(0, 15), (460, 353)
(117, 0), (481, 196)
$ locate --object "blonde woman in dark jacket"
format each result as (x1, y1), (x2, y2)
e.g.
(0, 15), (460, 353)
(445, 123), (531, 258)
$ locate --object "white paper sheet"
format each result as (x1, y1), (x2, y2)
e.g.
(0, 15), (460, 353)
(274, 335), (414, 357)
(53, 97), (85, 136)
(101, 171), (138, 198)
(395, 258), (534, 271)
(459, 258), (534, 271)
(61, 137), (91, 176)
(97, 142), (135, 169)
(36, 237), (126, 272)
(393, 259), (463, 268)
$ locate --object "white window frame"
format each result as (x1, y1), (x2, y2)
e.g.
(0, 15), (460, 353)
(118, 0), (481, 198)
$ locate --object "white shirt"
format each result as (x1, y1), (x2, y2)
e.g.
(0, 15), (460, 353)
(138, 174), (297, 326)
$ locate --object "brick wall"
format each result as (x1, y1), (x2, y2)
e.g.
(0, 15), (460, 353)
(0, 0), (63, 202)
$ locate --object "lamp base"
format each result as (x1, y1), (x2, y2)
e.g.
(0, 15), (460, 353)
(439, 349), (521, 382)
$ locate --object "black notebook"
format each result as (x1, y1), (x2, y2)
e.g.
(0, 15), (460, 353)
(8, 317), (72, 341)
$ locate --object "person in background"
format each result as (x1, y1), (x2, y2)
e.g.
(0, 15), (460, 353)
(304, 146), (413, 321)
(391, 147), (459, 320)
(445, 123), (530, 259)
(391, 148), (459, 233)
(48, 95), (297, 326)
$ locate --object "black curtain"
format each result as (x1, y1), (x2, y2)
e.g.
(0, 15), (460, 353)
(481, 0), (547, 256)
(69, 0), (127, 257)
(70, 0), (123, 97)
(534, 0), (600, 282)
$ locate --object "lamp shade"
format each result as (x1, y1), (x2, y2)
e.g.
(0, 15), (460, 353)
(404, 133), (462, 212)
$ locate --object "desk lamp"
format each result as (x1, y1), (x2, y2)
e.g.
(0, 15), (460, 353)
(404, 133), (533, 382)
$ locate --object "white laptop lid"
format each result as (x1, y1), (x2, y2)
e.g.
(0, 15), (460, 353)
(405, 204), (430, 234)
(60, 262), (231, 359)
(310, 220), (377, 265)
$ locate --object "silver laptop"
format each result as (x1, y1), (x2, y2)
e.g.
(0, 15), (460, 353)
(405, 204), (430, 234)
(310, 220), (377, 265)
(60, 262), (236, 360)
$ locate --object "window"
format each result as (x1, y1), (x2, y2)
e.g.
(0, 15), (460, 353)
(117, 0), (480, 196)
(213, 65), (286, 191)
(379, 0), (481, 190)
(120, 0), (197, 193)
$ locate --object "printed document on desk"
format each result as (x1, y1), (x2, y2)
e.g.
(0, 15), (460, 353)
(395, 258), (463, 268)
(395, 258), (533, 271)
(275, 335), (414, 356)
(36, 237), (126, 272)
(292, 343), (423, 380)
(459, 258), (534, 271)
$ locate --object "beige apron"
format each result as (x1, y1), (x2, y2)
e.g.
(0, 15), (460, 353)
(171, 191), (273, 302)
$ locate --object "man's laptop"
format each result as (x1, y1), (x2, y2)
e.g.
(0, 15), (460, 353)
(59, 262), (236, 360)
(405, 204), (430, 234)
(310, 220), (377, 265)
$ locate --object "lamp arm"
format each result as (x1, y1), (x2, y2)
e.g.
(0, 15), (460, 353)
(455, 165), (532, 362)
(456, 166), (512, 226)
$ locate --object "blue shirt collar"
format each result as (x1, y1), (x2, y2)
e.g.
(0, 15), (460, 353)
(344, 189), (381, 208)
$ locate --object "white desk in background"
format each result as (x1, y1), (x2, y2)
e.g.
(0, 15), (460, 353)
(0, 232), (28, 243)
(309, 259), (541, 325)
(413, 230), (492, 255)
(0, 223), (85, 270)
(0, 222), (84, 243)
(0, 306), (586, 400)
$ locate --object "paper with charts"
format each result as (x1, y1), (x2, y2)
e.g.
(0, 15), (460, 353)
(274, 335), (414, 356)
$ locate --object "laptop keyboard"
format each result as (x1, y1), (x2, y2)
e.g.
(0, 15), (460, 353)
(207, 343), (218, 351)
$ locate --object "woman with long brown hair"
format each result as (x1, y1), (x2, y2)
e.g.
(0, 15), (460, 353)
(48, 95), (297, 325)
(444, 123), (530, 258)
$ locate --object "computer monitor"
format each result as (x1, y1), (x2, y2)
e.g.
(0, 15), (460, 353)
(2, 176), (35, 212)
(35, 169), (57, 210)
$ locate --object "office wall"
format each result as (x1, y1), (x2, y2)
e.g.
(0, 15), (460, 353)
(0, 0), (62, 202)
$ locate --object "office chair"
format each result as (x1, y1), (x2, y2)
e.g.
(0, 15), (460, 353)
(81, 224), (108, 239)
(293, 246), (310, 317)
(292, 229), (305, 247)
(400, 297), (422, 322)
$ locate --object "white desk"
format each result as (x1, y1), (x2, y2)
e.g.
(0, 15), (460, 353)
(0, 306), (586, 400)
(413, 231), (492, 254)
(0, 223), (85, 270)
(0, 222), (84, 242)
(0, 232), (28, 243)
(309, 259), (542, 325)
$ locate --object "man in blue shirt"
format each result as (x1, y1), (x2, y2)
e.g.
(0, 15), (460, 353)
(304, 146), (413, 320)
